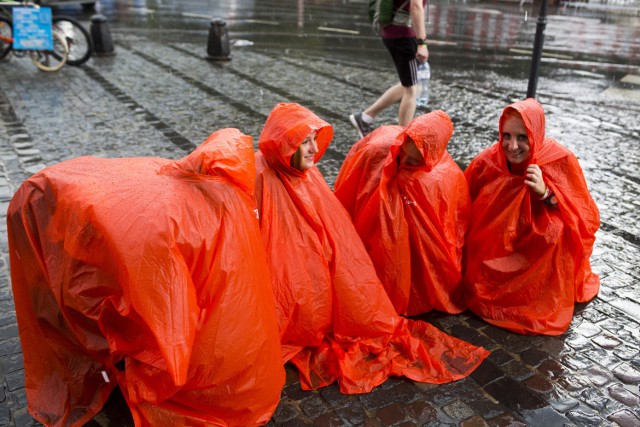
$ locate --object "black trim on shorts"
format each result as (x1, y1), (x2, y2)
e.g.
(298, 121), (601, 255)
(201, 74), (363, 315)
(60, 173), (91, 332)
(382, 37), (419, 87)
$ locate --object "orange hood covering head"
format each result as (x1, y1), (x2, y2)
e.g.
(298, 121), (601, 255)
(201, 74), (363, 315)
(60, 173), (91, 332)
(497, 98), (546, 169)
(258, 102), (333, 174)
(170, 128), (257, 197)
(390, 110), (454, 172)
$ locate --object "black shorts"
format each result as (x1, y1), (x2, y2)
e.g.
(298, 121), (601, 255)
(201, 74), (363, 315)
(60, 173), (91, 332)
(382, 37), (419, 87)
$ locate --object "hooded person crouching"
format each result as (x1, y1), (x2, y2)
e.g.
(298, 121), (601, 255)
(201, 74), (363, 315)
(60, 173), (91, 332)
(7, 129), (285, 426)
(334, 110), (470, 316)
(463, 98), (600, 335)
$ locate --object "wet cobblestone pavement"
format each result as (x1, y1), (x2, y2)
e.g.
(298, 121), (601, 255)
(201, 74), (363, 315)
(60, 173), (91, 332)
(1, 0), (640, 425)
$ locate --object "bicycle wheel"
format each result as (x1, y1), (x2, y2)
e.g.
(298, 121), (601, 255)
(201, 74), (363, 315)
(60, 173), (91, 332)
(30, 31), (68, 72)
(0, 17), (12, 60)
(52, 16), (92, 66)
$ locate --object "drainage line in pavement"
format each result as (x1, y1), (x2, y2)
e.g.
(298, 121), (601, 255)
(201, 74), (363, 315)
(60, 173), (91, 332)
(603, 168), (640, 186)
(131, 44), (344, 161)
(81, 66), (197, 153)
(275, 55), (381, 97)
(163, 44), (345, 125)
(0, 88), (43, 180)
(128, 47), (268, 122)
(600, 222), (640, 248)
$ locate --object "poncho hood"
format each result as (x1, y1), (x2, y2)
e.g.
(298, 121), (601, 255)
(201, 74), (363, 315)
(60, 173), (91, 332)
(170, 128), (256, 197)
(258, 103), (333, 175)
(390, 110), (453, 172)
(498, 98), (546, 169)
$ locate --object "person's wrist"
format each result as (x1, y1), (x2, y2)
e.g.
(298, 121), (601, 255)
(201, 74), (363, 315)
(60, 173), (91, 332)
(416, 37), (427, 46)
(538, 186), (550, 200)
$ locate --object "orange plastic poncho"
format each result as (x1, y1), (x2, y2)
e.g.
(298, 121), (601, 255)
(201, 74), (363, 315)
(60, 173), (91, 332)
(7, 129), (285, 427)
(254, 103), (488, 394)
(463, 98), (600, 336)
(334, 111), (470, 316)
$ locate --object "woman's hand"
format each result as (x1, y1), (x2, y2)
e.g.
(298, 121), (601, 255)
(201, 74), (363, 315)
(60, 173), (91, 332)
(525, 164), (546, 197)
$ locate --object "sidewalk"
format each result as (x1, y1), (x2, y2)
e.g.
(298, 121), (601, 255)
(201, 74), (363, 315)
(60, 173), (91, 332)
(1, 5), (640, 425)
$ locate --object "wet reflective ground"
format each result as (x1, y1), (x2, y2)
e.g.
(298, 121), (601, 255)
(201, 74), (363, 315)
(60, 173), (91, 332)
(51, 0), (640, 176)
(71, 0), (640, 64)
(1, 0), (640, 426)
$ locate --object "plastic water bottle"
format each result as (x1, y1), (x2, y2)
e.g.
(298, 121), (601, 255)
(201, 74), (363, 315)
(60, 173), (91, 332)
(416, 61), (430, 107)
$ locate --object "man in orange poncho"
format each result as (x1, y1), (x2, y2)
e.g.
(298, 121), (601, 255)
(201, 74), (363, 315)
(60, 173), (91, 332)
(463, 98), (600, 336)
(254, 102), (488, 394)
(334, 110), (469, 316)
(7, 129), (285, 426)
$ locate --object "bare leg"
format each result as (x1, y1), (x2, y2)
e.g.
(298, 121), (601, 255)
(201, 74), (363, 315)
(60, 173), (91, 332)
(398, 84), (419, 126)
(363, 83), (404, 119)
(363, 83), (419, 125)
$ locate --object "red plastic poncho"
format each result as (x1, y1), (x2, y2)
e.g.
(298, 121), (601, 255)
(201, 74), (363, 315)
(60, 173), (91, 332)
(254, 103), (488, 394)
(7, 129), (285, 427)
(463, 98), (600, 336)
(334, 111), (470, 316)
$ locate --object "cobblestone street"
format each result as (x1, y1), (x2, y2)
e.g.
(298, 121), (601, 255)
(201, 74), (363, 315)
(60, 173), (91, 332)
(1, 0), (640, 425)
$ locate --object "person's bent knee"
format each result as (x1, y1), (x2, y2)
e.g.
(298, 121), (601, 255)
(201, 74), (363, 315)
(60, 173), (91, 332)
(401, 84), (419, 97)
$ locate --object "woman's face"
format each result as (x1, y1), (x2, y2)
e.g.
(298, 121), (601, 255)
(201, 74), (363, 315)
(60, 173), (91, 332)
(501, 114), (530, 165)
(398, 138), (424, 167)
(295, 131), (318, 171)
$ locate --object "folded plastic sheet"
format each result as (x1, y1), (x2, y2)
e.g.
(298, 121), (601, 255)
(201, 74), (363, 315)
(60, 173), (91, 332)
(334, 111), (470, 315)
(254, 103), (488, 393)
(7, 129), (285, 426)
(463, 99), (600, 335)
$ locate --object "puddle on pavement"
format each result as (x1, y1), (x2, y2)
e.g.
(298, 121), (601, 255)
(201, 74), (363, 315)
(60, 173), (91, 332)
(520, 406), (574, 425)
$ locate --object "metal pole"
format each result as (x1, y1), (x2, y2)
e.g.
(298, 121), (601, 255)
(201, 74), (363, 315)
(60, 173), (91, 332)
(527, 0), (548, 99)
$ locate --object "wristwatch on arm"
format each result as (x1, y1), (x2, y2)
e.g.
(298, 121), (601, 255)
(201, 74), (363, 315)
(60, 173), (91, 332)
(538, 186), (558, 207)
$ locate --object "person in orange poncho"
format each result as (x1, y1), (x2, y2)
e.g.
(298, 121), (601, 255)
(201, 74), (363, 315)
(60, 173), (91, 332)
(463, 98), (600, 336)
(334, 110), (470, 316)
(7, 129), (285, 427)
(254, 102), (488, 394)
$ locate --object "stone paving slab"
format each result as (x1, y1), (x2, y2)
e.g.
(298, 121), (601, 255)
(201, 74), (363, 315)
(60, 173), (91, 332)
(0, 21), (639, 427)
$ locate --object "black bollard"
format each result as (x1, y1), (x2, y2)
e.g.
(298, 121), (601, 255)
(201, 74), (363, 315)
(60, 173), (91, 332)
(207, 18), (231, 61)
(90, 14), (115, 56)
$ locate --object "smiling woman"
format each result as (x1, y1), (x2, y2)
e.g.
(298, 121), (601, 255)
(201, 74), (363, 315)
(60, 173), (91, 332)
(463, 98), (601, 336)
(290, 131), (318, 171)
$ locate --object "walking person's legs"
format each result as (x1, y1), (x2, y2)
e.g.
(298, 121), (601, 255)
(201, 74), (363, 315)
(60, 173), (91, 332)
(350, 38), (419, 137)
(398, 84), (418, 126)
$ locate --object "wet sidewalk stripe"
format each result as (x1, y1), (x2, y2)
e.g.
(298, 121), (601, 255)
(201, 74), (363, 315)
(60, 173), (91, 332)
(82, 66), (196, 152)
